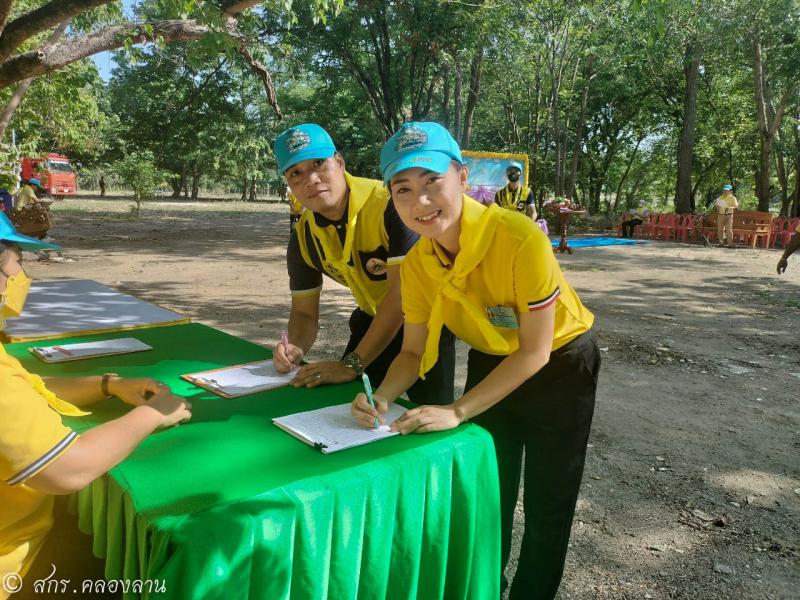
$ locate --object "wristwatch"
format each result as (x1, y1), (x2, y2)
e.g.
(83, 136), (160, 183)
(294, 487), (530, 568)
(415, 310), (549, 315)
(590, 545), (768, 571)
(101, 373), (119, 398)
(342, 352), (364, 376)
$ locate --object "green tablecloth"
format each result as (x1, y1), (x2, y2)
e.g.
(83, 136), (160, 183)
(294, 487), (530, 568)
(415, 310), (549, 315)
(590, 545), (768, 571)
(7, 323), (500, 599)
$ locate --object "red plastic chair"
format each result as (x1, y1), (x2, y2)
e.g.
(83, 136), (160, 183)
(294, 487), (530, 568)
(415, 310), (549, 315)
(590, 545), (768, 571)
(770, 217), (787, 248)
(652, 213), (678, 240)
(777, 218), (800, 247)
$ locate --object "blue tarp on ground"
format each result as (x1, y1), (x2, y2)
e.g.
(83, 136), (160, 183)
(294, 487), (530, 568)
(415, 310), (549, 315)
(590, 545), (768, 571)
(550, 236), (648, 248)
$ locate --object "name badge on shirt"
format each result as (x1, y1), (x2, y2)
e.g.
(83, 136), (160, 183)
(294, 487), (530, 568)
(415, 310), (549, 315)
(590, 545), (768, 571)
(485, 305), (519, 329)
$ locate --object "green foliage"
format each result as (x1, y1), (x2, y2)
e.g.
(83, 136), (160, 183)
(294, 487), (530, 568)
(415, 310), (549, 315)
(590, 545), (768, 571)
(113, 150), (164, 212)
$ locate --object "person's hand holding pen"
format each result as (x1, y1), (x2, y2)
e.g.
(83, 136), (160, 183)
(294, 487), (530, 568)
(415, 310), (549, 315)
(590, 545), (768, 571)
(351, 380), (390, 429)
(273, 331), (303, 374)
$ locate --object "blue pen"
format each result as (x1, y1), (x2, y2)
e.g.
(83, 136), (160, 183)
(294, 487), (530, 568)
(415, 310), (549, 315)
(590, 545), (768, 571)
(361, 373), (380, 429)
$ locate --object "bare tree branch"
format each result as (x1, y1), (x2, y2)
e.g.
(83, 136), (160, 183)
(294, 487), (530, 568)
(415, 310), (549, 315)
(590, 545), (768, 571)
(0, 20), (209, 89)
(0, 0), (15, 34)
(237, 45), (281, 118)
(0, 0), (114, 63)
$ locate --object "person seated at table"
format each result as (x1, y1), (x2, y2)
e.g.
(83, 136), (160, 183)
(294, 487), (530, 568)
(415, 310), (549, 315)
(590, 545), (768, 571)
(620, 200), (650, 238)
(0, 214), (192, 595)
(271, 123), (455, 404)
(14, 178), (45, 210)
(351, 122), (600, 600)
(776, 220), (800, 274)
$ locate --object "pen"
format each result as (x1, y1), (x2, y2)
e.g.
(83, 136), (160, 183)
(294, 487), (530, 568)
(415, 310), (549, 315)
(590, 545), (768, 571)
(361, 372), (380, 429)
(53, 345), (74, 356)
(280, 331), (295, 368)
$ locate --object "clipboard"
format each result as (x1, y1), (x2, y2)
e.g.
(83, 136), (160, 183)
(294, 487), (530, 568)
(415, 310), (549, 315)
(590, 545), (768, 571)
(181, 359), (295, 398)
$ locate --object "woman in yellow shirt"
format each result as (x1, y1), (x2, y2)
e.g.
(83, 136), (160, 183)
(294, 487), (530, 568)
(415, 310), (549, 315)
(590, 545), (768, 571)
(0, 214), (192, 596)
(351, 123), (600, 600)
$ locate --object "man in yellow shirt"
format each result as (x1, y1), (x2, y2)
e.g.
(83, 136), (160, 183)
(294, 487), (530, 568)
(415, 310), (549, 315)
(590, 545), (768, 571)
(776, 221), (800, 274)
(0, 214), (192, 597)
(272, 124), (454, 404)
(714, 184), (739, 247)
(352, 122), (600, 599)
(494, 162), (537, 220)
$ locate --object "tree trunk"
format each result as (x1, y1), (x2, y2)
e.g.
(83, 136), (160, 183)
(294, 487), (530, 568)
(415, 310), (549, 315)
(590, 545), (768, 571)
(793, 118), (800, 217)
(171, 175), (182, 198)
(614, 136), (644, 211)
(248, 178), (256, 202)
(460, 47), (484, 149)
(675, 43), (700, 215)
(191, 162), (199, 199)
(241, 177), (248, 201)
(182, 165), (189, 198)
(440, 63), (450, 128)
(775, 130), (790, 216)
(453, 63), (463, 141)
(752, 33), (787, 212)
(567, 77), (591, 200)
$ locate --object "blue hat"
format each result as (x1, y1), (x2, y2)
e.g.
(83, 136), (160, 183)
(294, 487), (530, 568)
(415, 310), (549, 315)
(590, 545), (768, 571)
(29, 178), (41, 187)
(0, 213), (61, 251)
(506, 161), (523, 173)
(274, 124), (336, 174)
(723, 184), (732, 191)
(380, 122), (462, 185)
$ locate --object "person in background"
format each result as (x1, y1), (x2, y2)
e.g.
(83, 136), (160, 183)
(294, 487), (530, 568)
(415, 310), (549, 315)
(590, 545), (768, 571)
(714, 184), (738, 247)
(15, 179), (44, 210)
(494, 162), (537, 220)
(620, 200), (650, 238)
(0, 214), (192, 596)
(99, 175), (106, 198)
(776, 220), (800, 274)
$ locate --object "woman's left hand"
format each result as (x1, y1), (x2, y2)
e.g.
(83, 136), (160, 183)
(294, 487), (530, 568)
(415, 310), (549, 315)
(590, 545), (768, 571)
(109, 378), (168, 407)
(391, 404), (463, 435)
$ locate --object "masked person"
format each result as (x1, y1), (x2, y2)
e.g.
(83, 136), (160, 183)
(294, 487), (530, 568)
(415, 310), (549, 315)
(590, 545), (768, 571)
(0, 214), (192, 597)
(494, 162), (536, 220)
(272, 124), (455, 404)
(352, 122), (600, 599)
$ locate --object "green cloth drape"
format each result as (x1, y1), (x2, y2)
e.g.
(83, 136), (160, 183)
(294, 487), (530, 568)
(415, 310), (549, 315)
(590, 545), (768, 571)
(8, 324), (500, 599)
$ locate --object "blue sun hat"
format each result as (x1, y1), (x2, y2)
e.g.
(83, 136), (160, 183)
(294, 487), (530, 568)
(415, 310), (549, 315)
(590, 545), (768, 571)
(0, 213), (61, 251)
(380, 122), (463, 185)
(506, 161), (523, 174)
(274, 124), (337, 174)
(28, 178), (41, 188)
(723, 184), (732, 191)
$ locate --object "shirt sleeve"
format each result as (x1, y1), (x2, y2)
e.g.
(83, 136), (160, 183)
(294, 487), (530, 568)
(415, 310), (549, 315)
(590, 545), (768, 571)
(400, 255), (431, 324)
(513, 227), (561, 314)
(384, 200), (420, 266)
(287, 228), (323, 297)
(0, 371), (78, 486)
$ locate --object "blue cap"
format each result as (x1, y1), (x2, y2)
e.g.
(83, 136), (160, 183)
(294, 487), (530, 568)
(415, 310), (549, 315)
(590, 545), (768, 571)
(29, 178), (41, 187)
(274, 124), (336, 174)
(0, 213), (61, 251)
(381, 122), (462, 185)
(506, 161), (523, 173)
(723, 184), (732, 191)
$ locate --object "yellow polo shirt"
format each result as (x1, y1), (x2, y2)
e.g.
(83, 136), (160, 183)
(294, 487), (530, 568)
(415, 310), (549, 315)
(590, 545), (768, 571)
(715, 194), (738, 214)
(0, 344), (80, 590)
(401, 196), (594, 358)
(14, 186), (38, 209)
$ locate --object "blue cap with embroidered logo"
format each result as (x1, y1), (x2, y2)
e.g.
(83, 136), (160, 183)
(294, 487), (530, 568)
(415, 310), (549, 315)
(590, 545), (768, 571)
(380, 122), (462, 185)
(274, 124), (337, 174)
(506, 161), (523, 173)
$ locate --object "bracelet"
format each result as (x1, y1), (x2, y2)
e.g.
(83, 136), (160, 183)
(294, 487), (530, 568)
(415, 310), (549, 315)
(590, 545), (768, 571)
(101, 373), (118, 398)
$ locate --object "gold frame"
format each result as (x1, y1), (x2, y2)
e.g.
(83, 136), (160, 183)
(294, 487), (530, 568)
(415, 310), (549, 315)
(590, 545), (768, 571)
(461, 150), (529, 189)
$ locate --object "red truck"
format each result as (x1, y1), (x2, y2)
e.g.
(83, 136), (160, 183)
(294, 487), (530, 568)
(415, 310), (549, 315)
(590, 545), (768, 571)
(21, 153), (77, 199)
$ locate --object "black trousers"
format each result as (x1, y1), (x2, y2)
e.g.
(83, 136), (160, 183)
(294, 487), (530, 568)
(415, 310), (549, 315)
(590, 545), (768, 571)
(621, 218), (643, 238)
(468, 330), (600, 600)
(343, 308), (456, 405)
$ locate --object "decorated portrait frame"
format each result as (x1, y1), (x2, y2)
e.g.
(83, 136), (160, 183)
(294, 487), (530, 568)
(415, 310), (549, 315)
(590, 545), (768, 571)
(461, 150), (529, 205)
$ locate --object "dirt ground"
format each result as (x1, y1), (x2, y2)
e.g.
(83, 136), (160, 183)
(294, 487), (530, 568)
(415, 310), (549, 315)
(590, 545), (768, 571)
(25, 198), (800, 599)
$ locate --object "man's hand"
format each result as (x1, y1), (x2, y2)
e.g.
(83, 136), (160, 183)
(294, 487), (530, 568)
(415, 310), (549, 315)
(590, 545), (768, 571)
(273, 341), (304, 373)
(391, 404), (464, 435)
(777, 258), (789, 275)
(109, 378), (167, 407)
(351, 392), (390, 428)
(140, 389), (192, 427)
(290, 360), (358, 388)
